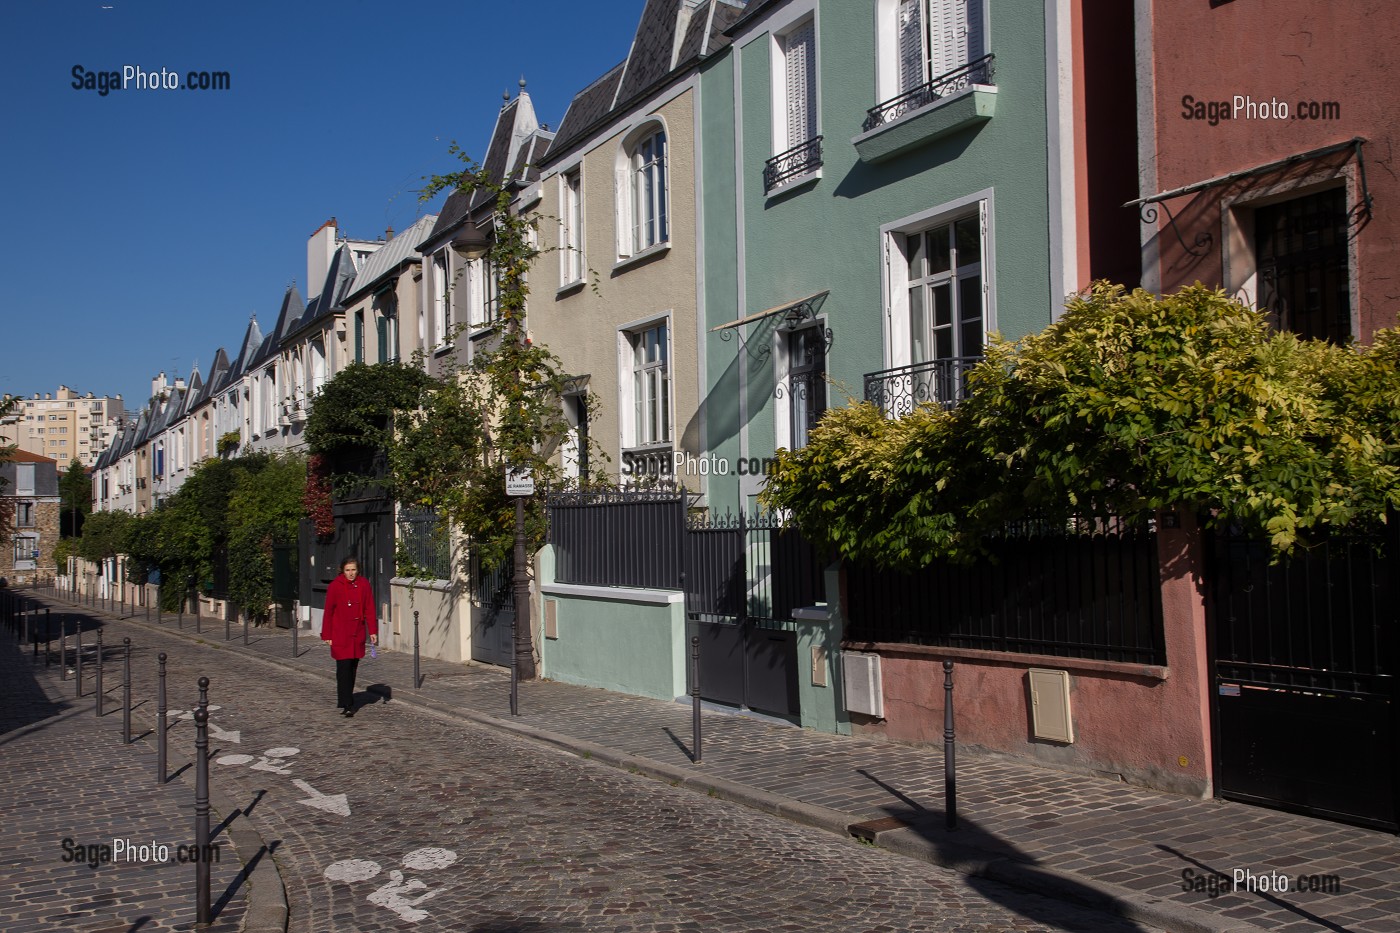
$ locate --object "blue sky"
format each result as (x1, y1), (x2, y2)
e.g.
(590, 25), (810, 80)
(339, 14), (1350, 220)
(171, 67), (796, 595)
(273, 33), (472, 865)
(0, 0), (642, 412)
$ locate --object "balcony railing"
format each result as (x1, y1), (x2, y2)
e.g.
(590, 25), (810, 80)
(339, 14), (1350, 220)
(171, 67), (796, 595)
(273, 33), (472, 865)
(763, 136), (823, 194)
(863, 54), (996, 132)
(864, 357), (982, 418)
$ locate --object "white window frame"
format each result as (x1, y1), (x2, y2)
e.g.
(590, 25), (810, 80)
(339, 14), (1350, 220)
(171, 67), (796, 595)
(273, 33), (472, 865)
(770, 12), (820, 156)
(773, 316), (830, 452)
(559, 167), (585, 286)
(881, 190), (996, 370)
(465, 255), (501, 331)
(614, 119), (671, 262)
(617, 314), (673, 453)
(431, 249), (450, 348)
(874, 0), (989, 105)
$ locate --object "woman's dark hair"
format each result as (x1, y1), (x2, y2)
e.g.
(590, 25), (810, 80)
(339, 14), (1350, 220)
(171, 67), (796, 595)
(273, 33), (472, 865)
(340, 556), (360, 571)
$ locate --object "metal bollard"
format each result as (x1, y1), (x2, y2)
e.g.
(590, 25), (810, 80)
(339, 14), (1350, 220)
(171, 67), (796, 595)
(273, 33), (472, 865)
(195, 595), (201, 634)
(145, 587), (151, 621)
(225, 611), (230, 642)
(243, 613), (248, 646)
(691, 634), (702, 764)
(291, 612), (298, 658)
(123, 639), (132, 745)
(510, 609), (518, 717)
(943, 659), (957, 831)
(193, 695), (212, 925)
(59, 619), (67, 680)
(96, 626), (105, 717)
(413, 611), (420, 690)
(75, 620), (83, 698)
(198, 675), (209, 711)
(157, 653), (168, 784)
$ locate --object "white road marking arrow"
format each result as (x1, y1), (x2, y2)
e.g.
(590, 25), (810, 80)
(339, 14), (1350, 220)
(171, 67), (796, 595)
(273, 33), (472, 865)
(292, 779), (350, 817)
(207, 722), (242, 744)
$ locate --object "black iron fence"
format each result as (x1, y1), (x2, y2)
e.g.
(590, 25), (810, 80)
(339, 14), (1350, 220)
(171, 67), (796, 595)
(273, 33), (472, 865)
(846, 514), (1165, 664)
(683, 512), (827, 628)
(1210, 523), (1394, 695)
(863, 53), (996, 132)
(547, 487), (829, 615)
(763, 136), (823, 193)
(864, 356), (982, 417)
(548, 487), (687, 589)
(398, 508), (452, 581)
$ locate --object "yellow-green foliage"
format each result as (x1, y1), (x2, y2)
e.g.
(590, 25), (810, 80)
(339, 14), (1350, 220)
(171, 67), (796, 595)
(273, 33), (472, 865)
(763, 283), (1399, 568)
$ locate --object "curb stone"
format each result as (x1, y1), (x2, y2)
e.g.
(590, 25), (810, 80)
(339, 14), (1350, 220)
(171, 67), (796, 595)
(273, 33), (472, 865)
(127, 697), (289, 933)
(83, 602), (1266, 933)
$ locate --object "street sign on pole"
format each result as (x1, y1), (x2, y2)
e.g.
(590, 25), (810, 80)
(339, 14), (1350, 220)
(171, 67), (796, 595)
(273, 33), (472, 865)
(505, 464), (535, 497)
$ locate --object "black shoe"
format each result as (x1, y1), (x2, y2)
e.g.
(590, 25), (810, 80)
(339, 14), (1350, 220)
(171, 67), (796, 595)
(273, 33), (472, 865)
(344, 707), (356, 718)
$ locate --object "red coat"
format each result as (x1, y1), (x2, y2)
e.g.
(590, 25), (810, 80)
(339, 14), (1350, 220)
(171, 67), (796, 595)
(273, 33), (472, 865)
(321, 573), (378, 661)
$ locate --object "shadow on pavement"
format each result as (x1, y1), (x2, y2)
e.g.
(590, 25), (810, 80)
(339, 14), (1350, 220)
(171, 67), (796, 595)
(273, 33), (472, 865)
(0, 640), (71, 736)
(1155, 844), (1352, 932)
(857, 769), (1154, 932)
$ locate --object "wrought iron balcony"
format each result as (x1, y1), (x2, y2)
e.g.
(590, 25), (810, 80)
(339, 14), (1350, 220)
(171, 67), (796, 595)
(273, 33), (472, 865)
(863, 54), (996, 132)
(763, 136), (823, 194)
(863, 357), (982, 418)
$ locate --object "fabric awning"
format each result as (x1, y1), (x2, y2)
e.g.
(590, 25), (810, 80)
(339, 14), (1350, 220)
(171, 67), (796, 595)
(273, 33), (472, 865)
(709, 290), (829, 332)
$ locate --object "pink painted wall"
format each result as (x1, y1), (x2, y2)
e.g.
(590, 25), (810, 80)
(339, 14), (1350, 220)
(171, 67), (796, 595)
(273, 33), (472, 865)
(852, 514), (1215, 797)
(1146, 0), (1399, 341)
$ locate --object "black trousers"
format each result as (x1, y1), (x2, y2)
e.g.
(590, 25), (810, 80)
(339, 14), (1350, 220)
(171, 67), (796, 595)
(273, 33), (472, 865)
(336, 658), (360, 710)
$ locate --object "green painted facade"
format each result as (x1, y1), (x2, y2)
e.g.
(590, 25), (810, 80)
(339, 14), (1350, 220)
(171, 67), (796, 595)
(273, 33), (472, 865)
(698, 0), (1055, 510)
(536, 545), (688, 702)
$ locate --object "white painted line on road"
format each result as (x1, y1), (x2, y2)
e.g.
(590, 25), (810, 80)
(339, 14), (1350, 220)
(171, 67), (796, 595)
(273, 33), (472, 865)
(292, 779), (351, 817)
(324, 859), (380, 883)
(323, 847), (459, 923)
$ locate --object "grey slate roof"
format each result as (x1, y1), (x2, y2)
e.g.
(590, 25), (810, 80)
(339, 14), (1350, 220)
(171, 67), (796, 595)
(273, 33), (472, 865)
(614, 0), (683, 105)
(343, 215), (439, 305)
(510, 131), (555, 183)
(195, 348), (231, 406)
(549, 62), (626, 159)
(545, 1), (746, 166)
(228, 317), (264, 384)
(285, 244), (358, 341)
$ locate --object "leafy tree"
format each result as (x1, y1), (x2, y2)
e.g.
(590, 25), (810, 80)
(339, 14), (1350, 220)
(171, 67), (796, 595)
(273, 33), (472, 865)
(78, 509), (136, 565)
(411, 147), (606, 576)
(59, 459), (91, 538)
(226, 453), (306, 621)
(763, 283), (1400, 568)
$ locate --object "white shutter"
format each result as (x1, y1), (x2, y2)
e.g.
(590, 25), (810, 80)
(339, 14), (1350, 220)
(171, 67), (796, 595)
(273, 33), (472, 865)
(784, 21), (816, 149)
(929, 0), (970, 80)
(898, 0), (926, 92)
(615, 166), (630, 256)
(965, 0), (984, 64)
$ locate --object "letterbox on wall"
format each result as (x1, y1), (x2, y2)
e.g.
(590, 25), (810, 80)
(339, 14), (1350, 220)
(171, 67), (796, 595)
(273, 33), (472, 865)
(842, 652), (884, 718)
(1028, 668), (1074, 743)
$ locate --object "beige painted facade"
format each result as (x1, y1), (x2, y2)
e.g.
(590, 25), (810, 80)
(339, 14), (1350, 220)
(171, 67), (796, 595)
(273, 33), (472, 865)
(1, 387), (124, 470)
(533, 84), (701, 491)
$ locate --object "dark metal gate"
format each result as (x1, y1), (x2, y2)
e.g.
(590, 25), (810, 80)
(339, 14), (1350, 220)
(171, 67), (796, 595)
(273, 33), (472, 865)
(1207, 521), (1398, 830)
(684, 513), (825, 718)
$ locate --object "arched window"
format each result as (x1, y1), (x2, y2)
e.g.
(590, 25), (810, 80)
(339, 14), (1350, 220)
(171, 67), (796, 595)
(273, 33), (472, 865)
(616, 120), (669, 258)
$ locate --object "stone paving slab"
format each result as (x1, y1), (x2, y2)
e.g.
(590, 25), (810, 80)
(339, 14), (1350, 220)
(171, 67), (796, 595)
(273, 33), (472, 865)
(0, 626), (247, 932)
(32, 587), (1400, 932)
(21, 598), (1156, 933)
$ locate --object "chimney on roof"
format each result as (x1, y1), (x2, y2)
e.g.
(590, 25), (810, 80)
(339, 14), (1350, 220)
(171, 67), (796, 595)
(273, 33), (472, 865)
(307, 217), (339, 304)
(385, 225), (395, 241)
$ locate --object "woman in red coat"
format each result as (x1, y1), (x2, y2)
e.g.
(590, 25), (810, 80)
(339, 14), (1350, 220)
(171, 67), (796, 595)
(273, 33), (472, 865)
(321, 556), (378, 717)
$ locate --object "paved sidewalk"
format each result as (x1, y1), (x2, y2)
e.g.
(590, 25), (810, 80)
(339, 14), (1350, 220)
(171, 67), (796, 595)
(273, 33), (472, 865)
(0, 620), (249, 932)
(35, 588), (1400, 933)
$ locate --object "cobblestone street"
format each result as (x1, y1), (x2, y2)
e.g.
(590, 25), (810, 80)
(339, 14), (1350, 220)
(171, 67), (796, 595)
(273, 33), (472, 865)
(2, 603), (1155, 932)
